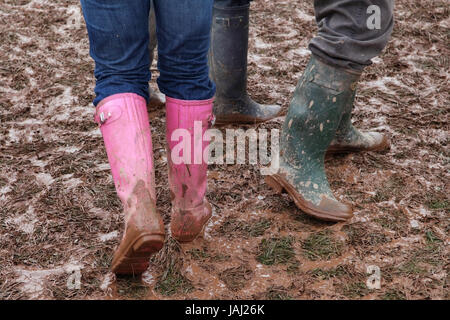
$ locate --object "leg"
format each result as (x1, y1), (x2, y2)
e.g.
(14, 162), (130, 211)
(310, 0), (394, 153)
(266, 0), (394, 221)
(153, 0), (215, 242)
(81, 0), (164, 275)
(148, 0), (165, 107)
(309, 0), (394, 71)
(148, 0), (157, 66)
(153, 0), (215, 101)
(210, 0), (281, 125)
(214, 0), (251, 7)
(81, 0), (152, 106)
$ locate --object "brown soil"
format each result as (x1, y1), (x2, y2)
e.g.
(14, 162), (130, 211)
(0, 0), (448, 300)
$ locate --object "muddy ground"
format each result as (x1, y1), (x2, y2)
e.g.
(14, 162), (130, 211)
(0, 0), (448, 300)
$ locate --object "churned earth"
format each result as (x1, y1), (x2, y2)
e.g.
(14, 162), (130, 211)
(0, 0), (448, 300)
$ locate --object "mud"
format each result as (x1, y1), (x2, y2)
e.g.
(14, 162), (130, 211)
(0, 0), (448, 300)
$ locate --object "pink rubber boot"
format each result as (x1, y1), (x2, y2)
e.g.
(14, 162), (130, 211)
(165, 96), (214, 242)
(94, 93), (165, 275)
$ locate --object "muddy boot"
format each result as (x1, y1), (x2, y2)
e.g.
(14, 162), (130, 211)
(265, 56), (360, 222)
(327, 90), (390, 154)
(165, 97), (214, 242)
(209, 4), (281, 125)
(147, 3), (165, 108)
(95, 93), (165, 275)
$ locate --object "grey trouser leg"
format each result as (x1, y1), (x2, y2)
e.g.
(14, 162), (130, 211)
(309, 0), (394, 71)
(148, 0), (157, 65)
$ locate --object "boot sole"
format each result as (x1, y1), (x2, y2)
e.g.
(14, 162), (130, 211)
(112, 233), (164, 276)
(326, 135), (390, 155)
(173, 220), (210, 243)
(265, 174), (352, 222)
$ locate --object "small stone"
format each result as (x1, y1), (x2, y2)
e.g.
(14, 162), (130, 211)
(410, 219), (419, 229)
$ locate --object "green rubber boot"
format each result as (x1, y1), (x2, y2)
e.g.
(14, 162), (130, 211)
(266, 56), (360, 222)
(327, 90), (390, 154)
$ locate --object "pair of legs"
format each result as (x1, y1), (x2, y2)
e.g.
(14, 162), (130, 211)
(148, 0), (281, 124)
(267, 0), (395, 221)
(81, 0), (215, 275)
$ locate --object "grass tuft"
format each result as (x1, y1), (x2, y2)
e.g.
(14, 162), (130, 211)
(343, 223), (390, 249)
(257, 237), (295, 265)
(116, 277), (148, 299)
(341, 282), (369, 299)
(265, 286), (292, 300)
(425, 193), (449, 210)
(398, 230), (444, 275)
(151, 238), (194, 296)
(187, 247), (210, 260)
(218, 217), (271, 238)
(302, 230), (343, 261)
(154, 262), (194, 296)
(382, 289), (406, 300)
(310, 265), (351, 280)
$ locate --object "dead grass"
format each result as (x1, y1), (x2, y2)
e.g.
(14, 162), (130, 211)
(216, 216), (271, 238)
(301, 230), (344, 261)
(397, 230), (445, 276)
(150, 238), (193, 296)
(343, 223), (390, 256)
(340, 282), (370, 299)
(374, 209), (410, 237)
(115, 277), (149, 300)
(264, 286), (292, 300)
(0, 0), (448, 300)
(370, 174), (405, 203)
(0, 278), (27, 300)
(256, 237), (296, 265)
(310, 265), (354, 280)
(381, 288), (406, 300)
(219, 264), (253, 292)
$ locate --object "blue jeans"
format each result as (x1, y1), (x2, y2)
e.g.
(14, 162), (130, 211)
(80, 0), (216, 106)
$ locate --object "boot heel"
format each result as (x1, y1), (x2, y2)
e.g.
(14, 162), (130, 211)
(132, 234), (164, 253)
(265, 176), (284, 194)
(112, 233), (164, 275)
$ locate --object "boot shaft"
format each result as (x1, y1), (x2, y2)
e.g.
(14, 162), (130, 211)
(209, 4), (250, 102)
(165, 97), (214, 209)
(282, 56), (361, 166)
(333, 90), (357, 139)
(94, 93), (156, 205)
